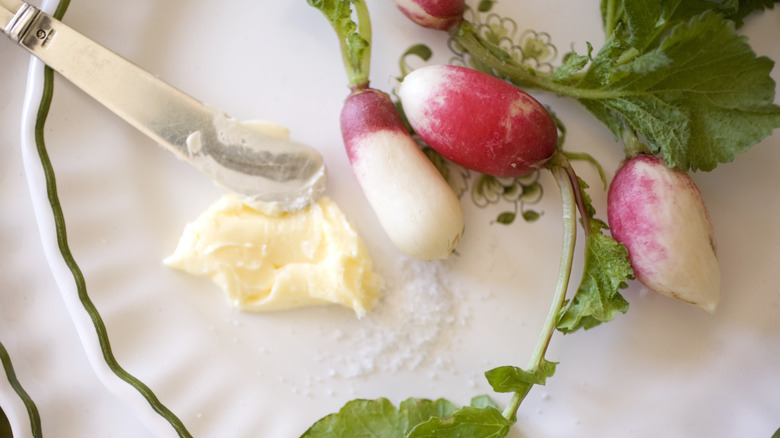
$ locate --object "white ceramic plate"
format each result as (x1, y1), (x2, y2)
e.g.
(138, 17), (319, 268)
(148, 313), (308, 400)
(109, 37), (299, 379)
(2, 1), (779, 437)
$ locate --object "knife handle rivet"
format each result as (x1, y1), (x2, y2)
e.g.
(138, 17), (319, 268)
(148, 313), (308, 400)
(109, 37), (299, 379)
(36, 29), (46, 39)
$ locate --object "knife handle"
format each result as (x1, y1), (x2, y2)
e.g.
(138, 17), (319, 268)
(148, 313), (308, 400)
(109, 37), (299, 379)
(11, 4), (210, 159)
(2, 2), (326, 208)
(2, 0), (33, 42)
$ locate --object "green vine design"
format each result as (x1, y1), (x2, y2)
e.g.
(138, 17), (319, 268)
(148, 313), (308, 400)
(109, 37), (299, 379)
(472, 173), (544, 224)
(1, 340), (41, 438)
(29, 0), (192, 436)
(421, 146), (544, 226)
(449, 7), (559, 76)
(0, 406), (11, 437)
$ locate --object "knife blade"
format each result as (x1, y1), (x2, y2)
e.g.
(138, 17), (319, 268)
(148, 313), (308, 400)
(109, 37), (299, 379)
(2, 0), (326, 211)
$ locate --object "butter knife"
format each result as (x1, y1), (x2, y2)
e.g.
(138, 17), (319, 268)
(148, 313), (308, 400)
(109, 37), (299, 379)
(1, 0), (326, 211)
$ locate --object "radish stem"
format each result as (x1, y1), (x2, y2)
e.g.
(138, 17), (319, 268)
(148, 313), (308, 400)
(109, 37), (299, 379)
(452, 24), (557, 92)
(563, 151), (607, 189)
(529, 164), (577, 368)
(563, 161), (592, 237)
(503, 161), (578, 420)
(604, 0), (618, 38)
(352, 0), (373, 87)
(502, 392), (523, 420)
(452, 23), (641, 101)
(621, 125), (651, 158)
(315, 0), (373, 89)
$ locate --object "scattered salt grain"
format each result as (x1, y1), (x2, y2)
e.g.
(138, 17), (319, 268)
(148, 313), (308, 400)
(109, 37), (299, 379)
(315, 256), (470, 379)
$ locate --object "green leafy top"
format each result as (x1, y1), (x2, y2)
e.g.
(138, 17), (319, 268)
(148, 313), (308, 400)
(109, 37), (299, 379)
(307, 0), (372, 88)
(602, 0), (780, 33)
(454, 0), (780, 171)
(586, 0), (780, 170)
(302, 397), (514, 438)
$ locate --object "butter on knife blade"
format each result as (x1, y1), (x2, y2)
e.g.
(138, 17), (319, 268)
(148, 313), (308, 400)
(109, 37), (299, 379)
(1, 0), (326, 211)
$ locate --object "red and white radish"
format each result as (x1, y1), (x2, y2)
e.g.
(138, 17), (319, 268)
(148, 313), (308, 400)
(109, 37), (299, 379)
(341, 87), (464, 260)
(391, 0), (466, 31)
(607, 155), (720, 312)
(398, 65), (558, 177)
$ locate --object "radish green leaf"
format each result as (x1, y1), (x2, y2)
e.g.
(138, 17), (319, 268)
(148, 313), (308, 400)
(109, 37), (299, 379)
(579, 10), (780, 171)
(485, 361), (558, 394)
(408, 406), (514, 438)
(557, 179), (632, 333)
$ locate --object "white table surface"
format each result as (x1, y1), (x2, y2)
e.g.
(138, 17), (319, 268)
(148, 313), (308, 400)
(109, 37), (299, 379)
(2, 1), (779, 437)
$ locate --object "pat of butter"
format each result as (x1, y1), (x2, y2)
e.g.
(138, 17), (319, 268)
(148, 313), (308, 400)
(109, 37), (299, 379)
(165, 195), (382, 317)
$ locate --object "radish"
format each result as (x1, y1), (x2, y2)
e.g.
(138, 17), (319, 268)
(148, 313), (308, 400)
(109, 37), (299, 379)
(398, 65), (558, 177)
(391, 0), (466, 31)
(607, 155), (720, 312)
(309, 0), (464, 260)
(341, 88), (464, 260)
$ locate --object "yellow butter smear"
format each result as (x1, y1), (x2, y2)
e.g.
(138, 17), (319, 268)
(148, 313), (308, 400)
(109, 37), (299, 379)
(165, 194), (382, 317)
